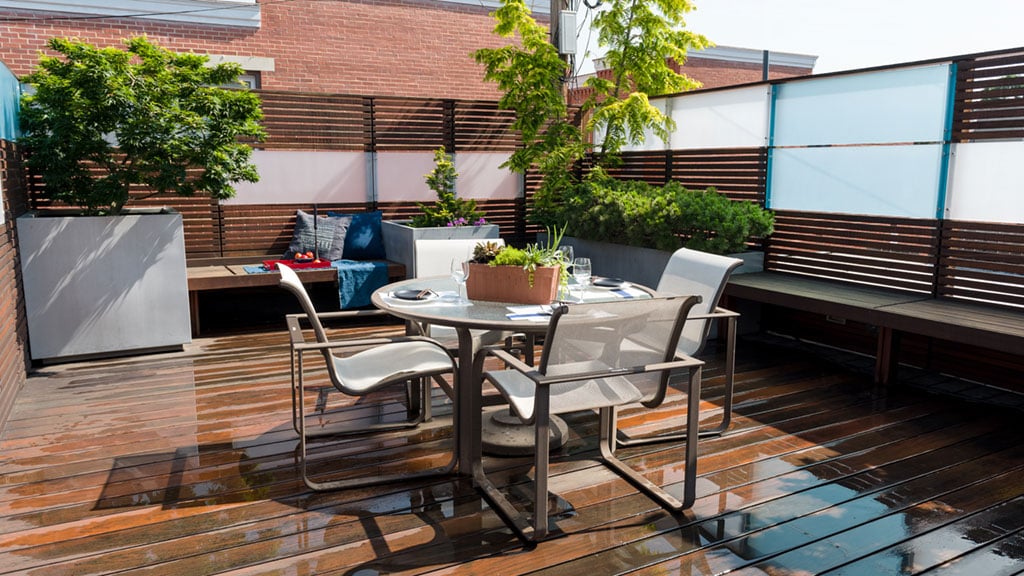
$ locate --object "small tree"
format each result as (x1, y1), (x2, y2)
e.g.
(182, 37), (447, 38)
(19, 36), (266, 215)
(474, 0), (709, 226)
(411, 146), (487, 227)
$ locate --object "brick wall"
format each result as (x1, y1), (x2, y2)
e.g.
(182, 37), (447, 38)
(0, 0), (529, 100)
(0, 140), (29, 432)
(682, 58), (811, 89)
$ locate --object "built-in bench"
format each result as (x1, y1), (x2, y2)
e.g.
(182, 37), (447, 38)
(182, 203), (408, 335)
(722, 211), (1024, 386)
(725, 272), (1024, 384)
(186, 256), (405, 335)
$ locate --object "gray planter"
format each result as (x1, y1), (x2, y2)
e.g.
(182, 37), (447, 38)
(560, 236), (763, 288)
(17, 208), (191, 362)
(381, 220), (499, 278)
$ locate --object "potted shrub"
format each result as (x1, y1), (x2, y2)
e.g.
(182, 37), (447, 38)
(16, 36), (265, 361)
(465, 228), (568, 304)
(546, 172), (775, 287)
(380, 146), (499, 276)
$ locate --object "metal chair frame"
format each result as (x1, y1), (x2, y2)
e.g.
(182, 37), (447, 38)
(473, 297), (705, 542)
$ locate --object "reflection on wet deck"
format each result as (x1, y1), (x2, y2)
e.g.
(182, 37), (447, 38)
(1, 321), (1022, 575)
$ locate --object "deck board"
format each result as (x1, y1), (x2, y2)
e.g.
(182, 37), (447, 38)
(1, 324), (1022, 575)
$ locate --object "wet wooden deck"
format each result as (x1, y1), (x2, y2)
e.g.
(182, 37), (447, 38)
(2, 320), (1023, 575)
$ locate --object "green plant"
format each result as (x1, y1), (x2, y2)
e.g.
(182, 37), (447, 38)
(554, 173), (773, 255)
(473, 225), (568, 286)
(474, 0), (708, 226)
(19, 36), (266, 215)
(410, 146), (487, 227)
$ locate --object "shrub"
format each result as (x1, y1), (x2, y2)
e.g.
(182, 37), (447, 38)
(554, 175), (774, 255)
(411, 146), (487, 227)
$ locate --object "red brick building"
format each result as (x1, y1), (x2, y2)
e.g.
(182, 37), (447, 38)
(0, 0), (515, 100)
(0, 2), (813, 101)
(569, 45), (817, 104)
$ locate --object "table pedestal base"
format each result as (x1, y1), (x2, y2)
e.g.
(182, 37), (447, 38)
(481, 406), (568, 456)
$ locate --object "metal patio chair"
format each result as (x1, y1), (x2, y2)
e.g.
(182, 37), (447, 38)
(278, 264), (457, 491)
(473, 296), (704, 542)
(617, 248), (743, 445)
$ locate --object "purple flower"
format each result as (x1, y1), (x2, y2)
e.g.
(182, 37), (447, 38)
(446, 221), (455, 227)
(474, 218), (488, 226)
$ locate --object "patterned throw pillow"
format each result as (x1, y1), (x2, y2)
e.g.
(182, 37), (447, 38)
(283, 210), (352, 261)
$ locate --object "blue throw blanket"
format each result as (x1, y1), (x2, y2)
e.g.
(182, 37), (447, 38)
(243, 260), (389, 309)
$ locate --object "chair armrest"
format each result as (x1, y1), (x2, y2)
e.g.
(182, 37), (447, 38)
(291, 334), (449, 354)
(687, 306), (740, 321)
(286, 309), (391, 325)
(485, 346), (704, 387)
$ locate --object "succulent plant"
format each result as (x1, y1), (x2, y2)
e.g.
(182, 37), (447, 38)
(471, 241), (504, 264)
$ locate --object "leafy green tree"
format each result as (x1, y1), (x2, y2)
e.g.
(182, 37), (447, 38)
(586, 0), (708, 154)
(20, 36), (266, 215)
(474, 0), (708, 226)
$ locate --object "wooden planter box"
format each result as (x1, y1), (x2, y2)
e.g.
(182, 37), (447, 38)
(466, 264), (560, 304)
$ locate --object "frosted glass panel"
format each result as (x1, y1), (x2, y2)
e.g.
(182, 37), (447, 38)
(947, 141), (1024, 224)
(669, 85), (770, 149)
(456, 153), (519, 200)
(376, 152), (434, 202)
(600, 99), (668, 152)
(228, 150), (367, 204)
(770, 145), (943, 218)
(774, 64), (950, 146)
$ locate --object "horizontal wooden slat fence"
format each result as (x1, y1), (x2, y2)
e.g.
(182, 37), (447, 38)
(765, 211), (941, 294)
(952, 51), (1024, 141)
(938, 220), (1024, 309)
(600, 148), (768, 204)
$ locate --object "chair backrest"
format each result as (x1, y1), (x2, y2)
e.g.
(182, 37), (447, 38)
(413, 238), (505, 278)
(278, 264), (331, 346)
(539, 296), (701, 398)
(656, 248), (743, 355)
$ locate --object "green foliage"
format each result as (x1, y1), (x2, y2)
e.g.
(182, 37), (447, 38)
(19, 36), (266, 215)
(473, 225), (567, 286)
(472, 0), (582, 178)
(554, 174), (774, 255)
(411, 146), (487, 227)
(586, 0), (709, 156)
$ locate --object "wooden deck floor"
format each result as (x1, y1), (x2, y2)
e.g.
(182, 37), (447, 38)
(2, 321), (1023, 575)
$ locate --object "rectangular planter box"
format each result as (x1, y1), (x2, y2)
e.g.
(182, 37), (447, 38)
(17, 208), (191, 362)
(466, 264), (560, 305)
(381, 220), (499, 278)
(558, 236), (763, 288)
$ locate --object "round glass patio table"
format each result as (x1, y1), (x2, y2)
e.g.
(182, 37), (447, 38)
(372, 276), (654, 476)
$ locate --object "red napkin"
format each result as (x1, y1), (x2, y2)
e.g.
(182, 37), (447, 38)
(262, 259), (333, 271)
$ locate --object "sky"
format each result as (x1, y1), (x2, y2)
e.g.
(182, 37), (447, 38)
(575, 0), (1024, 75)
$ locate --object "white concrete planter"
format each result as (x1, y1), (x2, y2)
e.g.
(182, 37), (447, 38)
(17, 208), (191, 362)
(381, 220), (499, 278)
(559, 236), (763, 288)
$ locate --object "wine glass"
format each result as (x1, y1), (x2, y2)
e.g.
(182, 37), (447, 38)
(572, 257), (591, 302)
(450, 257), (470, 303)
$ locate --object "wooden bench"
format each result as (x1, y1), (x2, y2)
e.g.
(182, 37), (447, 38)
(186, 256), (405, 335)
(725, 272), (1024, 385)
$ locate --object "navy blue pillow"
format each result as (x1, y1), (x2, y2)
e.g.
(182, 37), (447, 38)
(330, 210), (386, 260)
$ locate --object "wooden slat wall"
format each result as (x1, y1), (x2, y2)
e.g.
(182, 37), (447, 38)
(766, 211), (940, 294)
(0, 139), (30, 431)
(453, 101), (518, 152)
(601, 147), (768, 204)
(953, 51), (1024, 141)
(257, 91), (370, 151)
(217, 202), (369, 258)
(938, 220), (1024, 309)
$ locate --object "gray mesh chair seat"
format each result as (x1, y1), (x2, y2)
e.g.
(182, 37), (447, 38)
(278, 264), (457, 491)
(474, 296), (704, 542)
